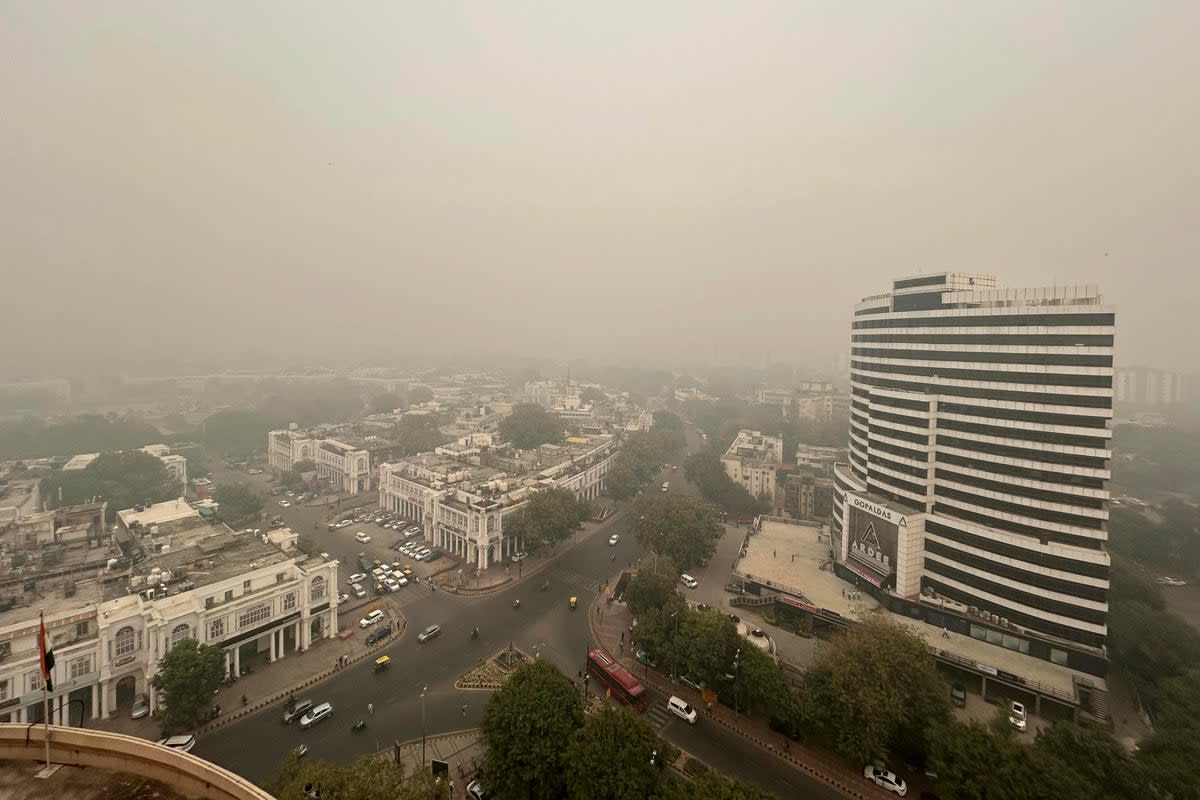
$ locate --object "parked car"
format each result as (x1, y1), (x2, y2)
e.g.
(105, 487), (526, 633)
(299, 702), (333, 729)
(950, 683), (966, 708)
(278, 500), (290, 507)
(466, 779), (488, 800)
(511, 552), (527, 562)
(359, 609), (385, 628)
(635, 650), (657, 668)
(417, 624), (441, 643)
(677, 675), (705, 692)
(680, 574), (698, 589)
(351, 583), (366, 598)
(382, 577), (401, 592)
(863, 765), (907, 796)
(366, 625), (392, 645)
(347, 573), (367, 586)
(282, 699), (314, 724)
(130, 694), (150, 719)
(157, 735), (197, 752)
(355, 532), (371, 543)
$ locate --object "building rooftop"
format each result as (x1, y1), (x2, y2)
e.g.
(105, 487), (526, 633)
(62, 453), (100, 471)
(116, 498), (199, 530)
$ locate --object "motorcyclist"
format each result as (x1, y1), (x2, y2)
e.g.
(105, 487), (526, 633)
(513, 599), (521, 609)
(470, 627), (479, 639)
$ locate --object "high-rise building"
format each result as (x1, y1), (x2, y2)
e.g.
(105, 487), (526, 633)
(832, 273), (1114, 673)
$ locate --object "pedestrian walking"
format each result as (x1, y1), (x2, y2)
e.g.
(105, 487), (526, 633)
(368, 702), (375, 716)
(620, 631), (624, 643)
(773, 549), (777, 558)
(461, 704), (467, 717)
(618, 643), (623, 653)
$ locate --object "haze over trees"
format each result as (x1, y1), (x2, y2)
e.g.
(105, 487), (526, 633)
(212, 483), (264, 524)
(40, 450), (179, 521)
(0, 414), (166, 461)
(632, 493), (723, 570)
(499, 403), (565, 450)
(502, 487), (592, 550)
(392, 414), (451, 456)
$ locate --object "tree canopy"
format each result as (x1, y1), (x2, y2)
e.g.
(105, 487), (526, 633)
(0, 414), (165, 461)
(563, 707), (668, 800)
(579, 387), (606, 406)
(262, 752), (440, 800)
(393, 414), (451, 456)
(632, 493), (723, 570)
(503, 487), (591, 550)
(605, 429), (684, 500)
(213, 483), (264, 524)
(407, 385), (435, 404)
(798, 615), (950, 764)
(150, 639), (224, 733)
(683, 450), (770, 518)
(40, 450), (179, 521)
(480, 660), (586, 800)
(499, 403), (565, 450)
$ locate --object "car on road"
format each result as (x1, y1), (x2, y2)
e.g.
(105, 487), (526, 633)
(278, 500), (290, 507)
(511, 552), (527, 562)
(130, 694), (150, 719)
(359, 609), (385, 628)
(416, 624), (441, 643)
(951, 683), (966, 708)
(680, 574), (699, 589)
(608, 534), (620, 546)
(661, 482), (670, 492)
(1009, 700), (1027, 731)
(863, 765), (907, 796)
(335, 520), (352, 528)
(365, 625), (392, 645)
(157, 734), (197, 752)
(282, 699), (314, 724)
(667, 695), (697, 724)
(347, 573), (367, 586)
(351, 583), (366, 598)
(466, 780), (488, 800)
(337, 592), (349, 604)
(248, 467), (263, 474)
(636, 650), (657, 668)
(382, 577), (401, 593)
(299, 702), (333, 729)
(355, 532), (371, 543)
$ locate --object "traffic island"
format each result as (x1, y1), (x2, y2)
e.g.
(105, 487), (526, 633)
(455, 644), (531, 690)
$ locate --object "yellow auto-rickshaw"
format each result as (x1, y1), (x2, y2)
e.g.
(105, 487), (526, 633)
(373, 655), (390, 673)
(569, 596), (578, 611)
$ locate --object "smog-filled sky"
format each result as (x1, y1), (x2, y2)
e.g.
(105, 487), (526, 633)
(2, 2), (1197, 375)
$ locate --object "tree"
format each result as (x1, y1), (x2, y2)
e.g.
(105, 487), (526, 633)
(503, 487), (591, 550)
(688, 772), (780, 800)
(480, 660), (585, 800)
(563, 707), (667, 800)
(1034, 721), (1149, 800)
(653, 410), (684, 431)
(407, 385), (435, 404)
(734, 641), (796, 717)
(798, 615), (951, 764)
(393, 415), (450, 456)
(213, 483), (264, 524)
(579, 387), (606, 406)
(262, 752), (440, 800)
(633, 494), (723, 570)
(40, 450), (179, 522)
(604, 462), (642, 500)
(625, 564), (682, 617)
(1137, 727), (1200, 800)
(683, 450), (770, 518)
(200, 409), (274, 456)
(279, 470), (307, 493)
(293, 459), (316, 473)
(499, 403), (565, 450)
(151, 639), (224, 733)
(0, 413), (165, 461)
(367, 390), (404, 414)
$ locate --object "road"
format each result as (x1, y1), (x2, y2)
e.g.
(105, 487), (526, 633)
(195, 447), (848, 799)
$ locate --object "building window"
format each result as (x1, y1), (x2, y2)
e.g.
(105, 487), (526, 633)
(1050, 648), (1069, 666)
(283, 592), (297, 611)
(225, 590), (234, 602)
(209, 619), (225, 640)
(28, 672), (43, 692)
(238, 604), (272, 629)
(76, 621), (89, 637)
(243, 579), (252, 592)
(114, 626), (137, 657)
(69, 657), (91, 679)
(0, 679), (8, 701)
(170, 623), (191, 648)
(310, 576), (327, 600)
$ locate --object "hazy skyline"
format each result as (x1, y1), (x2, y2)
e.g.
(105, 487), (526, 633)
(3, 2), (1198, 374)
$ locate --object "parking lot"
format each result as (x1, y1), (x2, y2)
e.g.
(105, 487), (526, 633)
(326, 509), (457, 602)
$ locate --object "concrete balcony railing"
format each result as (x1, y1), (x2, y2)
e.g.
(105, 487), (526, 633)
(0, 724), (274, 800)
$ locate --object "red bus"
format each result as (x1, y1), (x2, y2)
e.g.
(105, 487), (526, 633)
(587, 649), (648, 711)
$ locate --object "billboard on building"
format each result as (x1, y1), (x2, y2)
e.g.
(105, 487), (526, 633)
(846, 494), (903, 587)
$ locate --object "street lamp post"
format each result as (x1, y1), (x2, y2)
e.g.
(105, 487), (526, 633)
(420, 685), (428, 766)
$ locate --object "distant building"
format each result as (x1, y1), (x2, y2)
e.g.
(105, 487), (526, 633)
(1114, 366), (1193, 407)
(783, 473), (835, 521)
(794, 444), (844, 475)
(721, 430), (785, 500)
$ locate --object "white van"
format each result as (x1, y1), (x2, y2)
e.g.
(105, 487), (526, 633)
(680, 574), (698, 589)
(667, 696), (697, 724)
(661, 482), (670, 492)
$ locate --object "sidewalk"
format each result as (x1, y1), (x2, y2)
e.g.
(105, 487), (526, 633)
(588, 578), (888, 800)
(389, 729), (486, 797)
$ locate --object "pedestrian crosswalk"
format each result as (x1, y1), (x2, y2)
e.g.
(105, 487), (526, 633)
(643, 702), (672, 731)
(548, 567), (598, 592)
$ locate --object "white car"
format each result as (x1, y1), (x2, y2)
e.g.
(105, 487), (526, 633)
(680, 574), (698, 589)
(608, 534), (620, 546)
(347, 573), (367, 586)
(336, 520), (352, 528)
(157, 735), (197, 753)
(355, 532), (371, 543)
(382, 578), (401, 593)
(511, 552), (527, 562)
(278, 500), (290, 507)
(351, 583), (366, 598)
(1009, 700), (1027, 731)
(359, 609), (385, 628)
(863, 765), (907, 796)
(667, 695), (697, 724)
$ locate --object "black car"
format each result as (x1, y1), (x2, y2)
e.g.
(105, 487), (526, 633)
(366, 625), (392, 645)
(282, 699), (314, 724)
(950, 683), (966, 708)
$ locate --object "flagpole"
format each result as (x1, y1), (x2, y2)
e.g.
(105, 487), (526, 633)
(38, 612), (52, 773)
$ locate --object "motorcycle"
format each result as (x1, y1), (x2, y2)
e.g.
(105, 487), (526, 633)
(293, 744), (309, 759)
(540, 581), (549, 592)
(351, 719), (367, 732)
(513, 599), (521, 610)
(469, 628), (479, 640)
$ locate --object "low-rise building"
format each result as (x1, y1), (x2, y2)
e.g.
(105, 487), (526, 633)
(379, 433), (618, 569)
(783, 473), (835, 521)
(721, 430), (784, 500)
(793, 444), (845, 475)
(0, 520), (337, 725)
